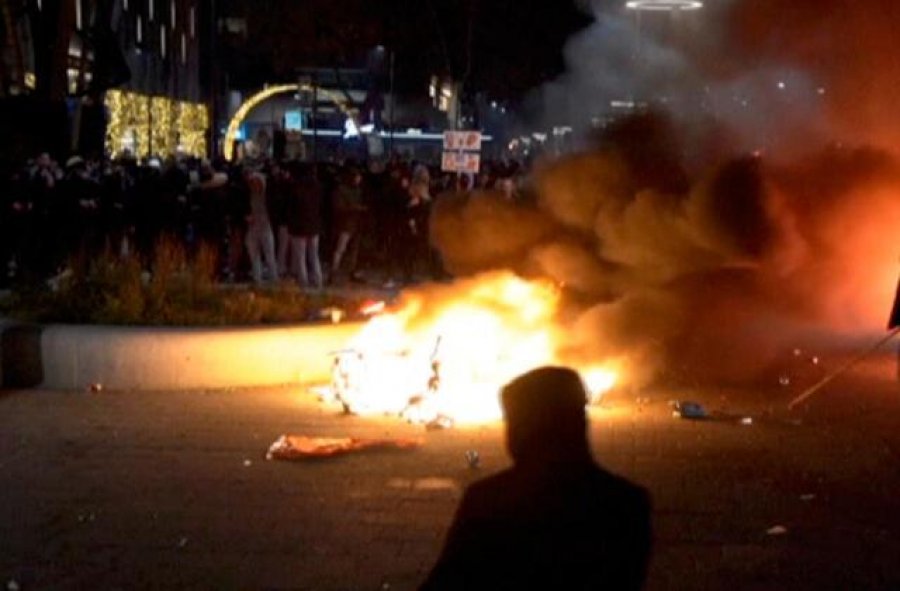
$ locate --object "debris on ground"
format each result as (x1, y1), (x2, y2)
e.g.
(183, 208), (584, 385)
(425, 415), (455, 431)
(266, 435), (422, 460)
(465, 450), (480, 469)
(670, 401), (708, 419)
(766, 525), (788, 536)
(319, 307), (345, 323)
(740, 417), (754, 425)
(178, 536), (189, 548)
(7, 580), (20, 591)
(800, 494), (816, 501)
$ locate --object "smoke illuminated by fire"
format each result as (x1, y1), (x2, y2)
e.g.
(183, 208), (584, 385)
(429, 136), (899, 387)
(327, 272), (622, 425)
(320, 1), (900, 419)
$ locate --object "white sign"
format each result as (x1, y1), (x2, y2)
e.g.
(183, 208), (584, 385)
(443, 130), (482, 151)
(441, 151), (481, 173)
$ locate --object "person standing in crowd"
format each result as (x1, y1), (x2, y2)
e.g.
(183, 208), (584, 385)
(1, 166), (34, 283)
(222, 163), (249, 282)
(29, 153), (64, 274)
(495, 176), (517, 201)
(132, 160), (165, 259)
(404, 163), (432, 283)
(268, 161), (293, 278)
(330, 166), (366, 284)
(61, 155), (102, 261)
(243, 165), (278, 285)
(454, 173), (473, 193)
(381, 163), (411, 287)
(98, 160), (132, 257)
(192, 159), (229, 258)
(286, 164), (324, 289)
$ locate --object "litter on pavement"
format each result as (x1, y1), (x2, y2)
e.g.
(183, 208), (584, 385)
(266, 435), (422, 460)
(670, 400), (708, 419)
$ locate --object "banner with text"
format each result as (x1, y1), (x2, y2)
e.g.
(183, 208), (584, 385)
(443, 130), (482, 151)
(441, 151), (481, 173)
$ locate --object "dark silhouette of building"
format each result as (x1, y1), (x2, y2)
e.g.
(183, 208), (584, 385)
(0, 0), (207, 160)
(421, 366), (652, 591)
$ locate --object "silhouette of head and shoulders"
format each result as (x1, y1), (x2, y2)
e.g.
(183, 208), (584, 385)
(421, 366), (652, 591)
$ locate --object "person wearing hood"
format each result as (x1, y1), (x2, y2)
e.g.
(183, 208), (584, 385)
(422, 366), (652, 591)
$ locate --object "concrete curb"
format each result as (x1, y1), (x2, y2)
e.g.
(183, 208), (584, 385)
(0, 320), (364, 391)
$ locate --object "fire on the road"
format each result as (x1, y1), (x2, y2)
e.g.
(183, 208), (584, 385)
(323, 272), (621, 426)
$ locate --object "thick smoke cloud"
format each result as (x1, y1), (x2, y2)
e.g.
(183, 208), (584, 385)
(427, 0), (900, 388)
(727, 0), (900, 151)
(530, 0), (900, 162)
(430, 118), (900, 386)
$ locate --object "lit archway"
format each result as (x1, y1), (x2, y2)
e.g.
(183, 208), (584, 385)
(223, 83), (357, 161)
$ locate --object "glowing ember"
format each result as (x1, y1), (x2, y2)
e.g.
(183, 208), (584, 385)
(324, 272), (622, 425)
(359, 299), (387, 316)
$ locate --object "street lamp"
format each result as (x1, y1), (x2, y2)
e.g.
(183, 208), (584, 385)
(625, 0), (703, 10)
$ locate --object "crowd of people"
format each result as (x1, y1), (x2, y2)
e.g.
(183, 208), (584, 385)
(0, 151), (525, 289)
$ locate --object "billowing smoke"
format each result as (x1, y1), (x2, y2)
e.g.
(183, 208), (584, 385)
(425, 0), (900, 388)
(527, 0), (900, 162)
(726, 0), (900, 151)
(431, 119), (900, 386)
(418, 0), (900, 390)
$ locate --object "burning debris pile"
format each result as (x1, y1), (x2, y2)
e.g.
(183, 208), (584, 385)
(317, 272), (621, 427)
(313, 137), (900, 423)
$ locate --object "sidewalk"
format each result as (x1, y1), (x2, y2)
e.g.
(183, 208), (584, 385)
(2, 358), (899, 590)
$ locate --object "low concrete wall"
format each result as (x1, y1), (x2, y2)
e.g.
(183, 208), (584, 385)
(1, 320), (364, 391)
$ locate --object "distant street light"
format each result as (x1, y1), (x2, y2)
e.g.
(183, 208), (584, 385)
(625, 0), (703, 10)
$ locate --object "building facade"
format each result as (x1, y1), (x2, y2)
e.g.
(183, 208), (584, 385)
(0, 0), (209, 160)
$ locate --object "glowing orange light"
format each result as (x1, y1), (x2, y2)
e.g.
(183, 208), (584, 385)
(326, 272), (622, 425)
(360, 300), (387, 316)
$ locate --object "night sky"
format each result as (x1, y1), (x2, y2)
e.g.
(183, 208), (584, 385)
(222, 0), (592, 100)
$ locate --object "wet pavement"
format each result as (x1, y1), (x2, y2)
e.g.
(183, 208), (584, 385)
(1, 355), (899, 590)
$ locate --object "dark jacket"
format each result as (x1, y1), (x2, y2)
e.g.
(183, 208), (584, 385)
(421, 459), (652, 591)
(287, 177), (323, 237)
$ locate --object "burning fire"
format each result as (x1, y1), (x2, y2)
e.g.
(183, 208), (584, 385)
(324, 272), (621, 426)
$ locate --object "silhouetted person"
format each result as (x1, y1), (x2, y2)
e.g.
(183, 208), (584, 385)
(421, 366), (652, 591)
(889, 276), (900, 380)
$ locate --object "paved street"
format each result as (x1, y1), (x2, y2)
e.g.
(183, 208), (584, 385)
(2, 355), (899, 591)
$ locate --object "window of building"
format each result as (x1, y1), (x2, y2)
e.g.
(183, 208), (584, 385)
(66, 36), (92, 95)
(148, 0), (154, 21)
(170, 0), (176, 28)
(189, 5), (195, 38)
(75, 0), (82, 30)
(181, 32), (187, 64)
(136, 14), (143, 43)
(160, 25), (166, 57)
(123, 0), (128, 11)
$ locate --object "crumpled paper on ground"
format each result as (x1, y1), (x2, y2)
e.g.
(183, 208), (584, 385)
(266, 435), (422, 460)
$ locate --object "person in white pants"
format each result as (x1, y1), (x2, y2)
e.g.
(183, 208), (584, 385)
(292, 234), (322, 288)
(286, 164), (323, 289)
(243, 168), (278, 284)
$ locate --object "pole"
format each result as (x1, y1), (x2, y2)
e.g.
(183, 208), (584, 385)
(312, 71), (318, 163)
(209, 0), (217, 157)
(388, 49), (395, 158)
(147, 95), (152, 158)
(787, 327), (900, 410)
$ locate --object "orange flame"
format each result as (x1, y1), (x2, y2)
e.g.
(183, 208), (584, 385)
(331, 272), (622, 425)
